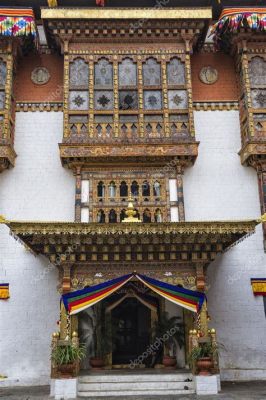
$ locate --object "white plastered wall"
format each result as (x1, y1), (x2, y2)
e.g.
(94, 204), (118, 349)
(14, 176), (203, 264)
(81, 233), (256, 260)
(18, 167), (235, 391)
(184, 110), (266, 381)
(0, 112), (75, 386)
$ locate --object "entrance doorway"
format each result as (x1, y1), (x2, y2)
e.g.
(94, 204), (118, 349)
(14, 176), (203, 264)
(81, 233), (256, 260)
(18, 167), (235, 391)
(112, 297), (151, 365)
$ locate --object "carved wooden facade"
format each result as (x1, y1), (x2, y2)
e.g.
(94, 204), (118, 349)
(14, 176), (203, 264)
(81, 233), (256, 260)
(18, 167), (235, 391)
(42, 8), (211, 225)
(0, 39), (17, 172)
(234, 35), (266, 249)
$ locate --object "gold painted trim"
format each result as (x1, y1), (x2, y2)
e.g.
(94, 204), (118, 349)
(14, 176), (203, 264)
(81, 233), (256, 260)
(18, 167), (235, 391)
(16, 102), (63, 112)
(5, 219), (258, 236)
(41, 7), (212, 20)
(193, 101), (239, 111)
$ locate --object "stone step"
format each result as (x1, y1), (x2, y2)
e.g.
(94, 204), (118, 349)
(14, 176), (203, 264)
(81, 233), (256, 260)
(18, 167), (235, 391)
(78, 372), (195, 397)
(79, 372), (193, 383)
(78, 389), (195, 397)
(78, 380), (194, 391)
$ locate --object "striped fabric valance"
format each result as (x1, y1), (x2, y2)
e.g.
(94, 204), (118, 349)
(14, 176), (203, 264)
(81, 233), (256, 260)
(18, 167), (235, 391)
(251, 278), (266, 296)
(212, 7), (266, 47)
(0, 7), (37, 38)
(62, 274), (205, 315)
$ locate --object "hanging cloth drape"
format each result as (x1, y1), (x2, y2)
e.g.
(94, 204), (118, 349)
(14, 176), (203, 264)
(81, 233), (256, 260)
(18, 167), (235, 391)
(0, 7), (37, 38)
(62, 273), (205, 315)
(62, 274), (132, 315)
(136, 274), (205, 313)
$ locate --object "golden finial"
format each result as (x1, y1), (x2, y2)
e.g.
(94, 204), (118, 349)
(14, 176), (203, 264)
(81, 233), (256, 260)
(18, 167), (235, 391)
(122, 195), (141, 223)
(47, 0), (58, 7)
(0, 215), (7, 224)
(257, 213), (266, 223)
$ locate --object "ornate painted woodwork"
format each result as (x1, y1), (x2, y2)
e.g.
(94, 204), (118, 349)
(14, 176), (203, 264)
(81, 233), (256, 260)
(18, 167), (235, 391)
(4, 218), (258, 267)
(0, 39), (17, 172)
(232, 36), (266, 249)
(42, 7), (211, 169)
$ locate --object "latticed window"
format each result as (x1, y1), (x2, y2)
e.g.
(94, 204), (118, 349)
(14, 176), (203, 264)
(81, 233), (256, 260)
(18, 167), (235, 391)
(67, 52), (189, 140)
(91, 177), (166, 223)
(248, 57), (266, 137)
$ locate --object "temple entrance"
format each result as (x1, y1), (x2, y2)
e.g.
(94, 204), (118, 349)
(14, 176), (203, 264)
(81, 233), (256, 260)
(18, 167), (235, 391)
(112, 297), (151, 365)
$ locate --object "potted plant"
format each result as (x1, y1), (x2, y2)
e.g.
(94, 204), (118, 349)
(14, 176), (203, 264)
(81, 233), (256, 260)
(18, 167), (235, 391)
(153, 312), (184, 369)
(189, 342), (217, 376)
(90, 306), (113, 369)
(51, 343), (86, 376)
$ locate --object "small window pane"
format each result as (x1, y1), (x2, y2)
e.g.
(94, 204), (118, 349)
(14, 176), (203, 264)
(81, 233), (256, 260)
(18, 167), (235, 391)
(70, 58), (89, 87)
(168, 90), (188, 109)
(167, 58), (185, 85)
(143, 58), (161, 86)
(249, 57), (266, 86)
(251, 89), (266, 108)
(144, 90), (162, 110)
(0, 91), (5, 109)
(94, 91), (114, 110)
(95, 58), (113, 86)
(119, 90), (138, 110)
(0, 61), (6, 86)
(69, 91), (89, 110)
(119, 58), (137, 86)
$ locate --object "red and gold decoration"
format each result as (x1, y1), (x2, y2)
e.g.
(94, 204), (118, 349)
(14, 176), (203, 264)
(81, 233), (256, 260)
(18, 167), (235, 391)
(251, 278), (266, 296)
(0, 283), (9, 300)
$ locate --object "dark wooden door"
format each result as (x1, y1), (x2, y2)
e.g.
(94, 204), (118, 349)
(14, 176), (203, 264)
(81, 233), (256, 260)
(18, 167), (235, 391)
(112, 297), (151, 365)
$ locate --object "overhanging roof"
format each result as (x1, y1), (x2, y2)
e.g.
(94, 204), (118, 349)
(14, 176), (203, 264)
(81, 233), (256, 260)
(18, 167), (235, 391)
(1, 218), (261, 266)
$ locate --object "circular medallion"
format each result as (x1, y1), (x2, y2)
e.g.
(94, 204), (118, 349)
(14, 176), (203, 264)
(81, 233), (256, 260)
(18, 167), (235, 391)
(199, 66), (218, 85)
(31, 67), (50, 85)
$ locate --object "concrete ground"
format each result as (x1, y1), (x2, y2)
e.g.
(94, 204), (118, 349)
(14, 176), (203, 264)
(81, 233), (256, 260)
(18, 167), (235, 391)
(0, 382), (266, 400)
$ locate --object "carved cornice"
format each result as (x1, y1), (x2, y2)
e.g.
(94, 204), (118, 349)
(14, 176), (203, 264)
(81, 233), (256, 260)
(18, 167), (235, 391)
(193, 101), (239, 111)
(16, 102), (63, 112)
(59, 142), (199, 169)
(4, 218), (258, 266)
(42, 8), (211, 44)
(6, 219), (258, 236)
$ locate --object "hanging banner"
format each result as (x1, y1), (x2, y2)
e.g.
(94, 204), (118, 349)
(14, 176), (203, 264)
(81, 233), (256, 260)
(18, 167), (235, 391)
(62, 274), (132, 315)
(62, 273), (205, 315)
(212, 8), (266, 34)
(0, 7), (37, 38)
(251, 278), (266, 296)
(0, 283), (9, 300)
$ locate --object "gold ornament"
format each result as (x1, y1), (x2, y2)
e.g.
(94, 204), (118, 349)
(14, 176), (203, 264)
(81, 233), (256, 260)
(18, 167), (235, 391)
(72, 331), (78, 338)
(47, 0), (58, 7)
(122, 196), (141, 223)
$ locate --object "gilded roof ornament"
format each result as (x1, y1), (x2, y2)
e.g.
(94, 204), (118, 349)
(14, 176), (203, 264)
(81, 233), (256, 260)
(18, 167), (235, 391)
(0, 215), (7, 224)
(258, 213), (266, 223)
(47, 0), (58, 7)
(122, 196), (141, 223)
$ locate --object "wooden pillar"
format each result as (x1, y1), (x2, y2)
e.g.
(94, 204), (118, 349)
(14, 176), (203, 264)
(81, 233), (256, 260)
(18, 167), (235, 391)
(60, 264), (72, 340)
(176, 165), (185, 222)
(74, 166), (82, 222)
(196, 264), (208, 337)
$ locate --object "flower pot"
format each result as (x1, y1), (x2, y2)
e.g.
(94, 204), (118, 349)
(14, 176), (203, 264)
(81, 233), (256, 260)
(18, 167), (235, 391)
(58, 363), (75, 376)
(197, 357), (213, 376)
(90, 357), (105, 369)
(163, 355), (177, 369)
